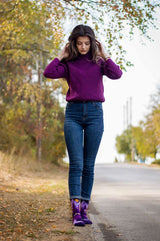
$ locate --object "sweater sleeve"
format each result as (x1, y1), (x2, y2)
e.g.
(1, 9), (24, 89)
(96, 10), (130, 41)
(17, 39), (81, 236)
(43, 58), (68, 79)
(101, 58), (122, 79)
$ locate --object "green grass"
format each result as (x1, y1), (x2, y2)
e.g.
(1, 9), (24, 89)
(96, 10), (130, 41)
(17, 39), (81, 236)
(152, 159), (160, 165)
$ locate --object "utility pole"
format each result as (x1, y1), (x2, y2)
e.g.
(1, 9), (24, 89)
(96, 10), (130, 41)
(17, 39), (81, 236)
(129, 96), (134, 162)
(123, 97), (134, 161)
(123, 104), (126, 131)
(126, 99), (129, 129)
(130, 96), (132, 127)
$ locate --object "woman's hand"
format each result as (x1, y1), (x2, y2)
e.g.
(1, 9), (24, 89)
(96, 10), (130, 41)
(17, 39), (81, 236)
(96, 40), (110, 60)
(57, 43), (69, 61)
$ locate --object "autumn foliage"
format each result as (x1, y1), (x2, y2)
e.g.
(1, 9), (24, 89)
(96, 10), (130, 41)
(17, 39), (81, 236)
(116, 87), (160, 161)
(0, 0), (159, 163)
(0, 0), (67, 163)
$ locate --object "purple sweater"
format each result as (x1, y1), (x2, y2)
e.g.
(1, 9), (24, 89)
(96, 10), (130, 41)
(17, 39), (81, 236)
(43, 53), (122, 102)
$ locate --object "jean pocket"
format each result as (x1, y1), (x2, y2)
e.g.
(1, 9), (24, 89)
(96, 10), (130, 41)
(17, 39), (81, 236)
(91, 101), (102, 110)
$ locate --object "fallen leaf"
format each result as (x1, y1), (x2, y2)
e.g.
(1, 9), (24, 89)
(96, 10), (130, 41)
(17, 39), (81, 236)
(45, 228), (50, 232)
(14, 228), (23, 234)
(48, 219), (56, 223)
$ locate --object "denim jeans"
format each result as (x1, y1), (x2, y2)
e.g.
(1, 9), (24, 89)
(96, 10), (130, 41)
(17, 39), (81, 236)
(64, 101), (104, 201)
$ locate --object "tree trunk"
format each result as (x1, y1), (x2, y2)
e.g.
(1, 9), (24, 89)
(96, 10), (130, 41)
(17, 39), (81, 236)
(36, 52), (43, 163)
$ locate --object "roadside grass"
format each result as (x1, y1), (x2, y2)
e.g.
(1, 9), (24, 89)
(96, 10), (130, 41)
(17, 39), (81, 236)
(0, 149), (40, 177)
(152, 159), (160, 165)
(0, 151), (83, 241)
(126, 159), (160, 168)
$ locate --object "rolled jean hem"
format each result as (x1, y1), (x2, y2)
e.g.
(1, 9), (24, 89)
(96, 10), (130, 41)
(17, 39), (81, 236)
(81, 196), (90, 201)
(70, 195), (82, 200)
(69, 196), (90, 201)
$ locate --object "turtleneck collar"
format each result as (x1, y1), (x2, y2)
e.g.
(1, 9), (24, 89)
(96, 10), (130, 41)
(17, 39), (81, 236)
(78, 52), (92, 60)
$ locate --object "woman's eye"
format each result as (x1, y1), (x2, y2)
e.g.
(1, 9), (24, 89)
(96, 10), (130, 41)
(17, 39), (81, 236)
(77, 42), (90, 45)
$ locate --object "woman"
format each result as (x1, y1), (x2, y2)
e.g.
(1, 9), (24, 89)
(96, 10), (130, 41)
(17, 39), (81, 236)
(43, 24), (122, 226)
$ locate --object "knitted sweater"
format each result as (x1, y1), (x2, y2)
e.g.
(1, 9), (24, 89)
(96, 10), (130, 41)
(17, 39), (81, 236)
(43, 52), (122, 102)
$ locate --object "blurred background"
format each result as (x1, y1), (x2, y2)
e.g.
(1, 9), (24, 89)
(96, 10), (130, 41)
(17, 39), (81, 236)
(0, 0), (160, 167)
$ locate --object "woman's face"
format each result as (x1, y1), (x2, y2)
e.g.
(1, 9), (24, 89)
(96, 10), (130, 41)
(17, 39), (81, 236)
(76, 36), (91, 55)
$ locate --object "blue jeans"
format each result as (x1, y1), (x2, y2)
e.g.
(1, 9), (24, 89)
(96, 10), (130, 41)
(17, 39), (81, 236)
(64, 101), (104, 201)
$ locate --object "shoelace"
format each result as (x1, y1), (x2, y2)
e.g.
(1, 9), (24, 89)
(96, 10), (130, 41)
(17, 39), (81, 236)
(74, 212), (80, 216)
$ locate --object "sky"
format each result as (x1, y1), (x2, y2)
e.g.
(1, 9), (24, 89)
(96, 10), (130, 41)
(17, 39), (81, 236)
(97, 24), (160, 163)
(63, 11), (160, 164)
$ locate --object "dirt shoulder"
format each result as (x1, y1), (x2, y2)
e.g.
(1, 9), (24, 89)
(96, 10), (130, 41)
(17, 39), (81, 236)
(0, 161), (94, 241)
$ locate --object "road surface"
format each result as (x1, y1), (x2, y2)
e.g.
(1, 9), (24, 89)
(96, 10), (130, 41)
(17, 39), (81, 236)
(90, 163), (160, 241)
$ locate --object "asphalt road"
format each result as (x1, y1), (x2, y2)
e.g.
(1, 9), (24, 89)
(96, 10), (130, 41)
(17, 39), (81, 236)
(90, 163), (160, 241)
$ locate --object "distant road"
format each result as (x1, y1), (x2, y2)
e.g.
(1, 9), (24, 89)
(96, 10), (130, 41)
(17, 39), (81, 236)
(91, 163), (160, 241)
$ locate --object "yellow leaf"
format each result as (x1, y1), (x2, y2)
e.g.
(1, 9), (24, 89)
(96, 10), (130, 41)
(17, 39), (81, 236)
(14, 228), (23, 234)
(45, 228), (50, 232)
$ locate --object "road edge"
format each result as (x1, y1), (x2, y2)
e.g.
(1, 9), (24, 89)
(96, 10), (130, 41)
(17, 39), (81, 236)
(89, 201), (123, 241)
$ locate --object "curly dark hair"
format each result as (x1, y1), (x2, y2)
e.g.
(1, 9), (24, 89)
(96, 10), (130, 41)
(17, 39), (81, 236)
(62, 24), (98, 62)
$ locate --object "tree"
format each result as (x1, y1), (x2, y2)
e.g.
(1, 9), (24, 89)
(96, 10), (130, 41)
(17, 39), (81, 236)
(152, 107), (160, 146)
(132, 125), (150, 160)
(132, 119), (158, 160)
(116, 128), (132, 161)
(0, 0), (66, 163)
(118, 87), (160, 161)
(148, 86), (160, 147)
(44, 0), (160, 69)
(1, 0), (160, 164)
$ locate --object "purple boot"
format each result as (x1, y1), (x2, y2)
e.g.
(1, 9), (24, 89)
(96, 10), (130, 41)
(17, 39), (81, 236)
(81, 200), (92, 224)
(71, 199), (85, 226)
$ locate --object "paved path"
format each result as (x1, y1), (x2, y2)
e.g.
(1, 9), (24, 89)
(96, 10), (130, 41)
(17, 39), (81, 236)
(90, 163), (160, 241)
